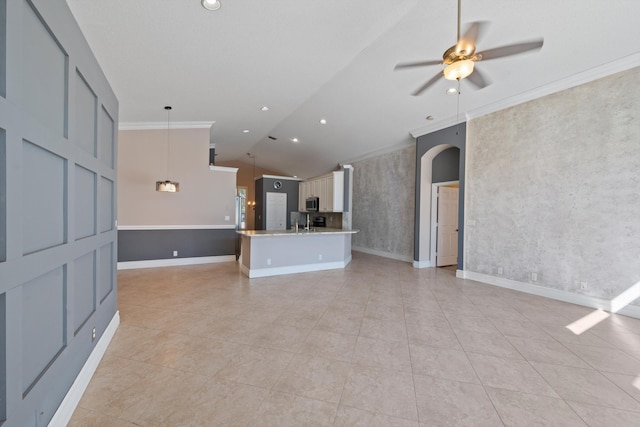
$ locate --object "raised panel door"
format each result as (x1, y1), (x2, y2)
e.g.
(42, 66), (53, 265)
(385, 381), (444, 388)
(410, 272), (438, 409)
(332, 171), (344, 212)
(323, 176), (334, 212)
(298, 182), (307, 212)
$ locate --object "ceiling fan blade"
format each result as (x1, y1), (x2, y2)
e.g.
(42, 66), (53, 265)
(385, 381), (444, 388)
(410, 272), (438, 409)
(466, 68), (490, 89)
(459, 21), (490, 48)
(411, 72), (442, 96)
(394, 60), (441, 71)
(477, 39), (544, 61)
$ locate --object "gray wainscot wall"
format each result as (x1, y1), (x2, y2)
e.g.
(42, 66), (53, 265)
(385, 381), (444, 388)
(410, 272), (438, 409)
(0, 0), (119, 425)
(118, 228), (237, 262)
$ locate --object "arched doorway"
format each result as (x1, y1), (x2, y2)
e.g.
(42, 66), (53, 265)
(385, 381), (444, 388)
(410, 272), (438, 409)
(413, 124), (466, 271)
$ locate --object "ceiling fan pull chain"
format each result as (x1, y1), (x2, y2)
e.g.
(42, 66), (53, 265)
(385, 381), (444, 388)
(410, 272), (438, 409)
(456, 78), (461, 135)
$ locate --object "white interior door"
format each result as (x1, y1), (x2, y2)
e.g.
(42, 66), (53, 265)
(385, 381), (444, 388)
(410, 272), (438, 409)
(266, 192), (287, 230)
(436, 186), (459, 267)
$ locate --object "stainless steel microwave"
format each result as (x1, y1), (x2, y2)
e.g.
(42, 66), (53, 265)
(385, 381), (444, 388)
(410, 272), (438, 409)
(305, 197), (319, 212)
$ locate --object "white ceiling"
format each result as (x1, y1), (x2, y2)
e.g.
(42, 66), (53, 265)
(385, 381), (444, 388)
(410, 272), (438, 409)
(65, 0), (640, 178)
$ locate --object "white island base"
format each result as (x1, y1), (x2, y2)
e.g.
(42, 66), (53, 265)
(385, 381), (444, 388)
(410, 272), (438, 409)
(237, 228), (358, 278)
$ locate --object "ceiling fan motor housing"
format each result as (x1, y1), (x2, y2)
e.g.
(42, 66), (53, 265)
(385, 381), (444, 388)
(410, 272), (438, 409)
(443, 44), (479, 64)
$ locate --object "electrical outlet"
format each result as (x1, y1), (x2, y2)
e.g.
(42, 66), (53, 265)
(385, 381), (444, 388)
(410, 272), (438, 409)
(531, 272), (538, 282)
(173, 250), (178, 257)
(267, 258), (271, 266)
(225, 215), (230, 221)
(580, 281), (588, 290)
(497, 267), (503, 275)
(319, 254), (323, 261)
(91, 327), (96, 341)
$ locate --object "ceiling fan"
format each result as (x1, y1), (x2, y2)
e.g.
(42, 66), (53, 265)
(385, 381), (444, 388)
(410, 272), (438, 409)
(395, 0), (544, 96)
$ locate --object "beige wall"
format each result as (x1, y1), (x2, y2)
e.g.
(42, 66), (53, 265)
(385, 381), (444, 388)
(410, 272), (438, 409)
(217, 159), (281, 230)
(118, 128), (237, 226)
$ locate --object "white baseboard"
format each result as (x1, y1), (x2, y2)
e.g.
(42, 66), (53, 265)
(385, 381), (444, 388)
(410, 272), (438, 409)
(242, 257), (351, 278)
(616, 304), (640, 319)
(118, 255), (236, 270)
(352, 246), (413, 263)
(48, 311), (120, 427)
(413, 259), (434, 269)
(459, 270), (640, 320)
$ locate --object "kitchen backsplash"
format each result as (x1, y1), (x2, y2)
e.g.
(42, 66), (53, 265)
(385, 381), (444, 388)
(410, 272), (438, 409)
(291, 212), (343, 229)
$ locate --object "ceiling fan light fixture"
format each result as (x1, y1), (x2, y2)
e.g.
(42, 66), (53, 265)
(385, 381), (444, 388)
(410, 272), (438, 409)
(201, 0), (221, 11)
(444, 59), (475, 81)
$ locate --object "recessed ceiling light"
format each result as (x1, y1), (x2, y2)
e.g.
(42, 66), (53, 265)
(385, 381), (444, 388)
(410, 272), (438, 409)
(426, 115), (434, 121)
(260, 106), (270, 111)
(319, 119), (327, 125)
(446, 87), (458, 95)
(243, 129), (250, 133)
(291, 137), (299, 143)
(201, 0), (221, 11)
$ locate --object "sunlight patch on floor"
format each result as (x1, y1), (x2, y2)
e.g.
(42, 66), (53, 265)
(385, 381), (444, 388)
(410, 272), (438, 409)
(566, 309), (610, 335)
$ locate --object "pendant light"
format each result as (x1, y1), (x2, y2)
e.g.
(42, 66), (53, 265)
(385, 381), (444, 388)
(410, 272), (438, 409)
(156, 106), (180, 192)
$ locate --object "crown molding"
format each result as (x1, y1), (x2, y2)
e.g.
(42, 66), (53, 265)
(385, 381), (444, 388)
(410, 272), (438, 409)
(410, 54), (640, 139)
(340, 139), (416, 166)
(258, 174), (303, 181)
(409, 115), (466, 139)
(119, 121), (215, 130)
(209, 165), (238, 173)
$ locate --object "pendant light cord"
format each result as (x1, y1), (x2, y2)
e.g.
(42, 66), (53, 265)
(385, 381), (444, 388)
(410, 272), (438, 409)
(165, 106), (172, 178)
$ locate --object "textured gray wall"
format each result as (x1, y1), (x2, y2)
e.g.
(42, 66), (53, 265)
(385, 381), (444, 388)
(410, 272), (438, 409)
(352, 146), (415, 260)
(0, 0), (118, 425)
(465, 67), (640, 307)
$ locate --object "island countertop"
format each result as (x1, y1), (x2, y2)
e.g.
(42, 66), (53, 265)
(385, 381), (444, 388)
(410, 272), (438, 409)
(237, 228), (357, 278)
(237, 228), (359, 237)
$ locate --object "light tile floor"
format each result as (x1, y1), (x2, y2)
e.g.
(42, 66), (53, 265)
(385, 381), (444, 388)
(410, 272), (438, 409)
(68, 252), (640, 426)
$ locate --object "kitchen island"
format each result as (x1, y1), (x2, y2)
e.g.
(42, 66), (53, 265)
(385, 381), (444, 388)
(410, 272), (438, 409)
(237, 228), (359, 278)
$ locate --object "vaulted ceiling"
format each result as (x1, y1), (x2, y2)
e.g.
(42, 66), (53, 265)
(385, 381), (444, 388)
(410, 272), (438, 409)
(66, 0), (640, 178)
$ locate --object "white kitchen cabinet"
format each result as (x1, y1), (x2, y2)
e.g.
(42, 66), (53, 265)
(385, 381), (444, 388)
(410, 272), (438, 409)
(310, 179), (321, 198)
(328, 171), (344, 212)
(298, 181), (310, 211)
(299, 171), (344, 212)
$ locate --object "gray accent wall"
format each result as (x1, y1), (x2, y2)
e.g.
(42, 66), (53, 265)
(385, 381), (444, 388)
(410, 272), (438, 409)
(432, 147), (460, 183)
(352, 146), (415, 260)
(255, 177), (300, 230)
(465, 67), (640, 308)
(1, 128), (5, 263)
(0, 0), (118, 425)
(415, 124), (466, 267)
(118, 229), (237, 262)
